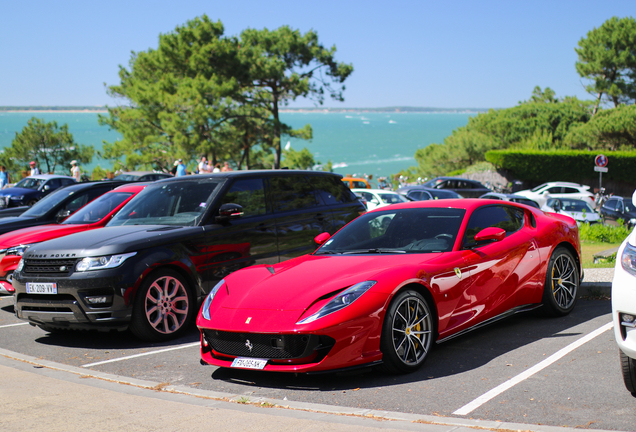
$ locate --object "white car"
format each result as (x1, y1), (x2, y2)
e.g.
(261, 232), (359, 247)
(515, 181), (596, 209)
(541, 198), (601, 225)
(352, 188), (409, 211)
(612, 190), (636, 396)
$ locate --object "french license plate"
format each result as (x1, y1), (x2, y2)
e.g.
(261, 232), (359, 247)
(231, 357), (267, 370)
(26, 282), (57, 294)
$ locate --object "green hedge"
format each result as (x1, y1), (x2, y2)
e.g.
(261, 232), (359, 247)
(485, 149), (636, 183)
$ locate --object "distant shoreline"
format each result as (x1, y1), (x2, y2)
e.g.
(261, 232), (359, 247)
(0, 106), (491, 114)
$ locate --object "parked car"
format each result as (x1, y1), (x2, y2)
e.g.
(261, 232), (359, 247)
(0, 174), (76, 208)
(12, 171), (365, 341)
(0, 183), (147, 295)
(515, 181), (595, 209)
(0, 181), (130, 237)
(479, 192), (540, 208)
(197, 198), (581, 374)
(352, 188), (409, 210)
(599, 196), (636, 229)
(421, 177), (491, 198)
(342, 177), (371, 189)
(541, 198), (600, 225)
(113, 171), (173, 182)
(397, 185), (463, 201)
(611, 191), (636, 395)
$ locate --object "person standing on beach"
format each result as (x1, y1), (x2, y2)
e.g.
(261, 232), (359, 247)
(0, 166), (10, 189)
(198, 156), (209, 174)
(176, 159), (187, 177)
(29, 161), (40, 175)
(70, 160), (81, 182)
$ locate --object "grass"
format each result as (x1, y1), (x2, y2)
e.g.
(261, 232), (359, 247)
(580, 240), (621, 268)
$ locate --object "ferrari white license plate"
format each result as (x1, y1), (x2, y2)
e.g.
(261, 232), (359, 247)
(26, 282), (57, 294)
(231, 357), (267, 370)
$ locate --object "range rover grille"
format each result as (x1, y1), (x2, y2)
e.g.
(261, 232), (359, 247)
(23, 258), (78, 275)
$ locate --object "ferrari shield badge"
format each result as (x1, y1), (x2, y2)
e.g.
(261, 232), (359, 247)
(454, 267), (462, 279)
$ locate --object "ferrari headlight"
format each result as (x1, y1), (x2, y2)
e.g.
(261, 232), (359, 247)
(201, 279), (225, 320)
(75, 252), (137, 272)
(6, 244), (32, 256)
(297, 281), (376, 324)
(621, 242), (636, 277)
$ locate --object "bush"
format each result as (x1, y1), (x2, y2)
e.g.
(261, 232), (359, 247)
(579, 222), (631, 243)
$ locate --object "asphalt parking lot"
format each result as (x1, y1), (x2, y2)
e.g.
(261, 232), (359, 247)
(1, 292), (634, 431)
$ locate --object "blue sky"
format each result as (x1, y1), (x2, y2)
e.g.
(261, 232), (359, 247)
(3, 1), (634, 109)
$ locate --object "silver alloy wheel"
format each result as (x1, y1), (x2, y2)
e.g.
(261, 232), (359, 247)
(550, 253), (577, 309)
(144, 275), (190, 334)
(391, 295), (432, 366)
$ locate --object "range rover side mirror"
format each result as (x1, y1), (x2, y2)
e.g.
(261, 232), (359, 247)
(215, 203), (244, 223)
(56, 209), (71, 222)
(552, 199), (562, 212)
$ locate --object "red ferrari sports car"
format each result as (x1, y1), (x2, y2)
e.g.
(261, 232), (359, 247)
(0, 183), (147, 294)
(197, 199), (581, 374)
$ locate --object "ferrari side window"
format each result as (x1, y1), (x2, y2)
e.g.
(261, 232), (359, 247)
(463, 205), (525, 249)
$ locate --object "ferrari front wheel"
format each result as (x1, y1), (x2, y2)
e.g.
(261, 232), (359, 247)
(541, 247), (579, 316)
(380, 290), (433, 374)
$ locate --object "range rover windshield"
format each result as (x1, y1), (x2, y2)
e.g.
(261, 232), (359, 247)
(108, 179), (222, 227)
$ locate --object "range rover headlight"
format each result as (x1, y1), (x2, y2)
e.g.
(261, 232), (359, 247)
(201, 279), (225, 320)
(621, 242), (636, 277)
(16, 258), (24, 272)
(76, 252), (137, 272)
(10, 195), (24, 201)
(296, 281), (376, 324)
(6, 244), (31, 256)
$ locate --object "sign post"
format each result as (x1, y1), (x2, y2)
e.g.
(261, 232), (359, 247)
(594, 154), (608, 191)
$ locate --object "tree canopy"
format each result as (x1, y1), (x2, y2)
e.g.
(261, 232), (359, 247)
(3, 117), (94, 175)
(575, 16), (636, 113)
(99, 16), (351, 172)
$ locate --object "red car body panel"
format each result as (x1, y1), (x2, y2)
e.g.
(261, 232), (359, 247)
(197, 199), (581, 373)
(0, 184), (146, 294)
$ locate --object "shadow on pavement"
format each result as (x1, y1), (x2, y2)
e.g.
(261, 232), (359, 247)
(208, 299), (611, 392)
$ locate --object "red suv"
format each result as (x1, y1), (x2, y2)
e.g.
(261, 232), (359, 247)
(0, 183), (147, 294)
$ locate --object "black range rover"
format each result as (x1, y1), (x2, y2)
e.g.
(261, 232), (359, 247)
(13, 171), (365, 341)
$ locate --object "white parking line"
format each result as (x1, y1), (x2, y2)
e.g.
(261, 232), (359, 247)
(0, 322), (29, 329)
(453, 321), (614, 416)
(81, 342), (200, 368)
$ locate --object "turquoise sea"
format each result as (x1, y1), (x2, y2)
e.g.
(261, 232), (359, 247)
(0, 111), (474, 179)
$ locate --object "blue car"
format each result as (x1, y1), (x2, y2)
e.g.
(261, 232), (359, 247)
(0, 174), (76, 208)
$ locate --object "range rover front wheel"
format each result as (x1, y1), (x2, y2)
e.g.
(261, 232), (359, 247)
(130, 269), (194, 341)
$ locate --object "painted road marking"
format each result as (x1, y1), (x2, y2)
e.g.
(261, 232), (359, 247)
(0, 322), (29, 329)
(82, 342), (200, 368)
(453, 321), (614, 416)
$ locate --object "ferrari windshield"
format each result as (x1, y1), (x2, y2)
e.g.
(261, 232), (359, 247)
(63, 191), (133, 224)
(108, 179), (222, 227)
(315, 207), (465, 254)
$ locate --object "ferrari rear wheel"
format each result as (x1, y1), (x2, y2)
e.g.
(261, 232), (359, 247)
(130, 269), (194, 342)
(620, 350), (636, 396)
(541, 247), (579, 316)
(380, 290), (433, 374)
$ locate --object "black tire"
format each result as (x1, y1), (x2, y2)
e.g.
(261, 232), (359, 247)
(541, 247), (579, 316)
(380, 289), (434, 374)
(130, 269), (194, 342)
(620, 350), (636, 397)
(26, 199), (37, 207)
